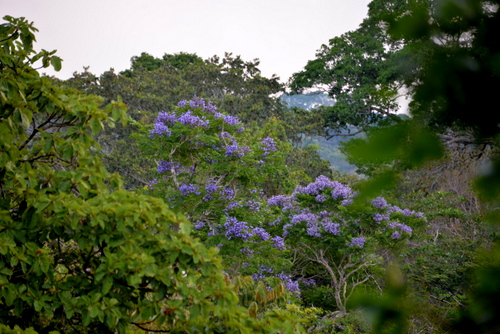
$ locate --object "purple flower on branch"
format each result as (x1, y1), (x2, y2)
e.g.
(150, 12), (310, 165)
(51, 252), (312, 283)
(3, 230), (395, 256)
(260, 137), (277, 157)
(253, 227), (270, 241)
(222, 114), (241, 126)
(388, 222), (413, 235)
(149, 122), (171, 137)
(157, 160), (180, 174)
(348, 236), (366, 248)
(224, 217), (253, 240)
(331, 183), (352, 200)
(179, 183), (200, 196)
(373, 213), (390, 223)
(157, 111), (178, 124)
(391, 231), (401, 239)
(271, 236), (286, 249)
(371, 197), (388, 209)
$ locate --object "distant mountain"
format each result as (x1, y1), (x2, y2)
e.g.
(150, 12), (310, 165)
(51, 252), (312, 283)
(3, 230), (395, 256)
(280, 92), (335, 111)
(280, 93), (358, 174)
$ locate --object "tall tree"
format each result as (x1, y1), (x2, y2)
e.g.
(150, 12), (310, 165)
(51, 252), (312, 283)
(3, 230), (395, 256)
(288, 0), (433, 138)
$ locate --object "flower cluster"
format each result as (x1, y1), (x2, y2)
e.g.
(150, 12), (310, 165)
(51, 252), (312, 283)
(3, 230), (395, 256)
(224, 217), (254, 240)
(179, 183), (200, 196)
(387, 221), (413, 236)
(150, 96), (245, 139)
(267, 195), (296, 211)
(224, 140), (250, 157)
(260, 137), (277, 158)
(276, 272), (300, 297)
(267, 175), (424, 252)
(251, 267), (301, 297)
(157, 160), (180, 174)
(178, 96), (217, 113)
(348, 236), (366, 248)
(371, 196), (388, 209)
(149, 122), (171, 137)
(294, 175), (353, 204)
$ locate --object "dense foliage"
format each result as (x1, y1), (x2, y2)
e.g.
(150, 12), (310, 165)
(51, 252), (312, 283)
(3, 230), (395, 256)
(3, 0), (500, 332)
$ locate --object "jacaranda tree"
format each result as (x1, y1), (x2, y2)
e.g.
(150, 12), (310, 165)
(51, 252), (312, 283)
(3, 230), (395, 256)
(266, 176), (425, 313)
(142, 97), (298, 286)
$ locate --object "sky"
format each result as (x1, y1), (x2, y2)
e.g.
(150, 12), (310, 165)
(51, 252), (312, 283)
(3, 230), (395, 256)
(2, 0), (372, 83)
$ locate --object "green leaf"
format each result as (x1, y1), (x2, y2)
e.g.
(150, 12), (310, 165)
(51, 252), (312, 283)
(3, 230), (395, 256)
(179, 222), (191, 235)
(43, 137), (53, 153)
(90, 118), (103, 136)
(50, 56), (62, 71)
(102, 276), (113, 295)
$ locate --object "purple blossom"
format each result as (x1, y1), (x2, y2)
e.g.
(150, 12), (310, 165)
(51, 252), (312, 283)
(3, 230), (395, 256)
(306, 224), (321, 237)
(177, 110), (209, 127)
(399, 224), (413, 234)
(348, 236), (366, 248)
(290, 212), (323, 237)
(224, 201), (241, 212)
(222, 114), (241, 126)
(331, 183), (352, 200)
(283, 223), (293, 237)
(218, 131), (234, 139)
(322, 220), (340, 235)
(207, 224), (222, 236)
(276, 273), (300, 296)
(224, 217), (253, 240)
(260, 137), (277, 157)
(318, 210), (330, 218)
(291, 212), (318, 225)
(387, 205), (403, 214)
(184, 96), (217, 113)
(388, 222), (413, 235)
(315, 194), (327, 203)
(253, 227), (270, 241)
(391, 231), (401, 239)
(157, 160), (180, 174)
(147, 178), (158, 190)
(179, 183), (200, 196)
(301, 278), (316, 286)
(341, 198), (354, 206)
(295, 175), (338, 196)
(149, 122), (171, 137)
(252, 273), (266, 281)
(240, 248), (254, 255)
(194, 221), (206, 230)
(245, 200), (261, 212)
(219, 187), (235, 200)
(401, 208), (413, 216)
(268, 195), (292, 207)
(205, 182), (220, 194)
(157, 111), (178, 124)
(271, 236), (286, 249)
(373, 213), (390, 223)
(371, 197), (388, 209)
(224, 141), (249, 157)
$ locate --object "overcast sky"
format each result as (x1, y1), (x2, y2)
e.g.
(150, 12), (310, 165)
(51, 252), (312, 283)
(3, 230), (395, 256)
(2, 0), (371, 83)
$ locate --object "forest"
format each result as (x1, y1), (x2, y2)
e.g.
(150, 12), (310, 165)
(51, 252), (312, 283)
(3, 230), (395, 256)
(1, 0), (500, 333)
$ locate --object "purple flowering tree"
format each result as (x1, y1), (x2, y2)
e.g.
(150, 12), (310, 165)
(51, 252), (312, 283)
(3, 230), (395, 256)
(143, 97), (296, 280)
(267, 175), (425, 312)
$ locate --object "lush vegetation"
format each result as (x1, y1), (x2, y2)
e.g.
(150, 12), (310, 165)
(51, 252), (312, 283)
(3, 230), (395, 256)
(2, 0), (500, 332)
